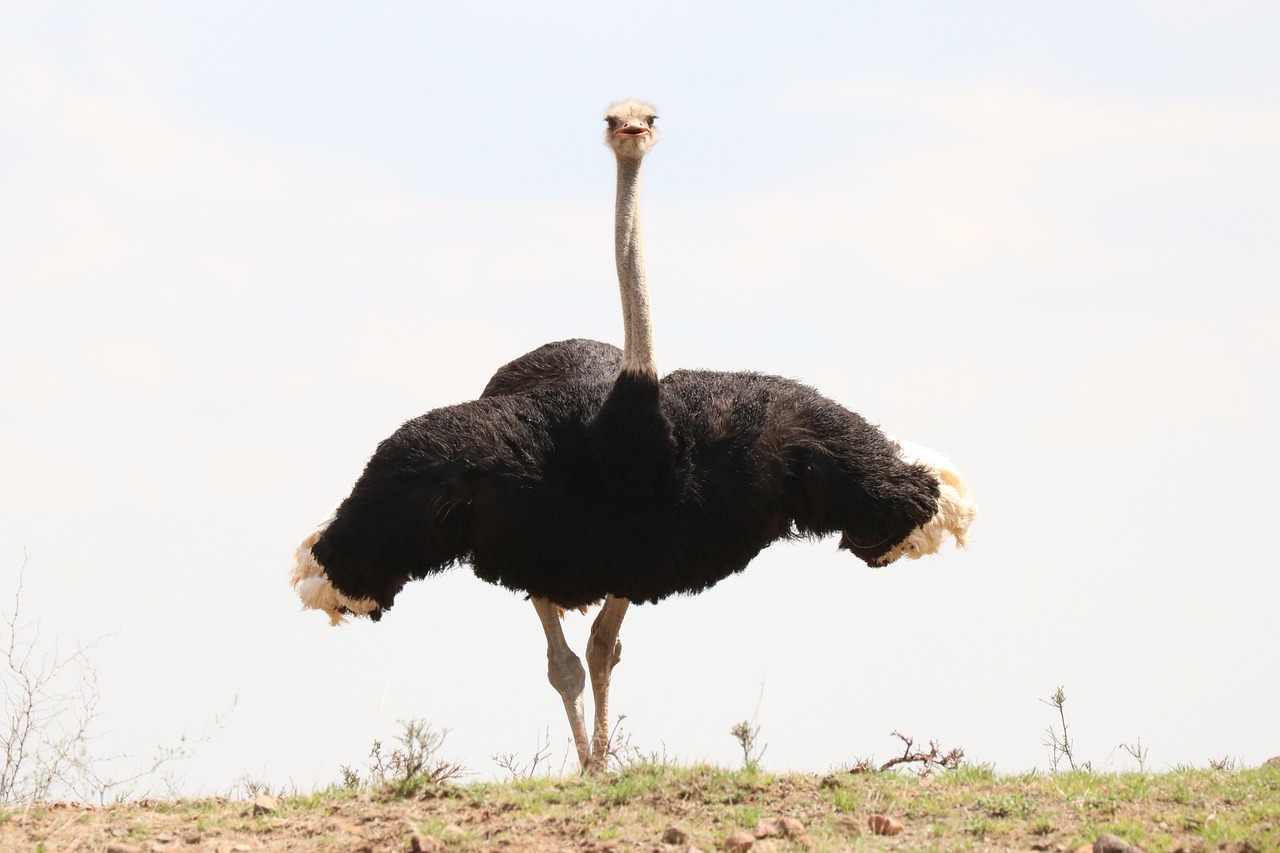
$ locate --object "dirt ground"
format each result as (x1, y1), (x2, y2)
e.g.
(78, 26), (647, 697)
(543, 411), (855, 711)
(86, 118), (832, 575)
(2, 764), (1276, 852)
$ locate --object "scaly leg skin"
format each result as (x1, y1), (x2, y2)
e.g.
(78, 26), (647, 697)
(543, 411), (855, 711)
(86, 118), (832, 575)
(585, 594), (630, 774)
(532, 597), (590, 771)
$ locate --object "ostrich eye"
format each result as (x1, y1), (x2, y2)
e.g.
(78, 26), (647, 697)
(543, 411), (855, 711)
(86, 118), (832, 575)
(648, 116), (657, 125)
(606, 118), (618, 128)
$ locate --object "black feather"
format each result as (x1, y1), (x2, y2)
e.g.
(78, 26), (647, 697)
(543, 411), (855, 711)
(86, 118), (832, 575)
(310, 357), (939, 613)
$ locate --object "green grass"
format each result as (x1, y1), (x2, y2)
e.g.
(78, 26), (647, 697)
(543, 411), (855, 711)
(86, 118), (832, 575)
(3, 761), (1278, 852)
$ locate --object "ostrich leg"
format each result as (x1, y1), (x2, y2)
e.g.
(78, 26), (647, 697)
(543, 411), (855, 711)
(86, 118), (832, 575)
(531, 597), (591, 771)
(585, 594), (630, 773)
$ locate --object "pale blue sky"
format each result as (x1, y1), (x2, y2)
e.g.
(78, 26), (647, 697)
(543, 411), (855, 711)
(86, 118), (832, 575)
(2, 2), (1278, 794)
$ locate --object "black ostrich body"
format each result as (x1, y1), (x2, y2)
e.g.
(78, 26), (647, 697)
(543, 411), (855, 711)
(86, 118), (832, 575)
(310, 362), (940, 616)
(482, 338), (621, 398)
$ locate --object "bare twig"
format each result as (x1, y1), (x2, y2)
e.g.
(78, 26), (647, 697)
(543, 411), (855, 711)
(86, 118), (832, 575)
(2, 553), (224, 803)
(877, 731), (964, 776)
(2, 553), (98, 803)
(1042, 686), (1089, 772)
(1119, 738), (1149, 773)
(492, 727), (554, 780)
(729, 680), (768, 771)
(361, 720), (471, 793)
(605, 714), (646, 771)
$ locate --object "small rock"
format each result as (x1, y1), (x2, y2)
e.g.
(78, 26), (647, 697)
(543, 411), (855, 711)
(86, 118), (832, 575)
(776, 817), (805, 838)
(754, 816), (806, 839)
(106, 845), (141, 853)
(1262, 756), (1280, 770)
(867, 814), (904, 836)
(722, 831), (754, 853)
(1094, 834), (1145, 853)
(410, 834), (446, 853)
(663, 826), (690, 845)
(251, 794), (277, 815)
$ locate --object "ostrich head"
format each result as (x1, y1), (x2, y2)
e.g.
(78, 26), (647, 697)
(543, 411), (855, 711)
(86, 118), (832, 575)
(874, 441), (977, 566)
(604, 99), (658, 160)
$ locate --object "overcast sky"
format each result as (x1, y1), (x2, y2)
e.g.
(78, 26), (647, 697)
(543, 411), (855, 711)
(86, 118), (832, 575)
(2, 2), (1278, 795)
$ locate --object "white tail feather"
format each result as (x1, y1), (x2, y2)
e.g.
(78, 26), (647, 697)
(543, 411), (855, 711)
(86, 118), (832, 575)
(291, 519), (378, 625)
(877, 441), (978, 565)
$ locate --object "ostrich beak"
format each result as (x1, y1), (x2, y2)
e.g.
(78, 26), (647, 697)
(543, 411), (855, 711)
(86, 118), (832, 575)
(614, 126), (651, 138)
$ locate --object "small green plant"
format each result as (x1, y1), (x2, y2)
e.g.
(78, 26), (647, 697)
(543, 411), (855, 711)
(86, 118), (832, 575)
(338, 764), (361, 790)
(737, 803), (764, 826)
(1077, 789), (1119, 816)
(965, 816), (993, 837)
(976, 791), (1035, 818)
(1030, 816), (1055, 835)
(828, 786), (860, 813)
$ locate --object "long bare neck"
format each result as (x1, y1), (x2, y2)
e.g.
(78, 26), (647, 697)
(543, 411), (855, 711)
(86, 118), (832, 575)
(615, 157), (656, 379)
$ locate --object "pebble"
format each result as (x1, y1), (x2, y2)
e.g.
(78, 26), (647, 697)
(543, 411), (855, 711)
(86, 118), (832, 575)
(251, 794), (277, 816)
(410, 834), (446, 852)
(1092, 834), (1146, 853)
(867, 814), (904, 836)
(663, 826), (690, 844)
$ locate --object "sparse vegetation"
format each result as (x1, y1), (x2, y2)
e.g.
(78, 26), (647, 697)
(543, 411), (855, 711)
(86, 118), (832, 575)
(3, 558), (224, 804)
(1043, 684), (1090, 772)
(4, 620), (1277, 853)
(2, 760), (1277, 851)
(1119, 736), (1149, 772)
(729, 683), (769, 772)
(2, 556), (99, 803)
(877, 730), (965, 776)
(730, 718), (767, 772)
(492, 727), (557, 781)
(339, 719), (471, 796)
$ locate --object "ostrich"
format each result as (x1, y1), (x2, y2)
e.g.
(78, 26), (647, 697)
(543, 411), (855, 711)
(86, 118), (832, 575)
(293, 100), (976, 774)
